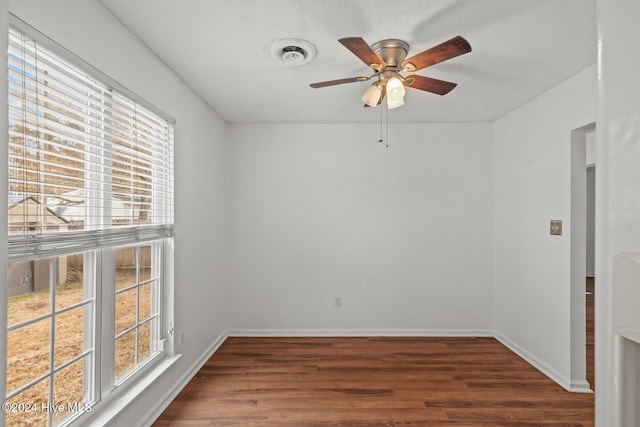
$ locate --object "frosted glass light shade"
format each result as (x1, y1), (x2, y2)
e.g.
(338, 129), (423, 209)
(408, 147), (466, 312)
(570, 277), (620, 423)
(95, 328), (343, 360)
(386, 77), (405, 109)
(386, 77), (405, 98)
(387, 96), (405, 109)
(361, 84), (382, 107)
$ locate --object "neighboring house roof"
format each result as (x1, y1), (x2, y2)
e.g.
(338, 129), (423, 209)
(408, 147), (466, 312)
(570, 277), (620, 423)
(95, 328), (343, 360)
(45, 189), (136, 222)
(9, 191), (138, 224)
(8, 196), (70, 225)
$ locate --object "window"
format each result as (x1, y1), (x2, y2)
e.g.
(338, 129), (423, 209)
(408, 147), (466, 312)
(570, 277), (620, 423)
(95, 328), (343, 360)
(114, 244), (162, 382)
(6, 24), (174, 427)
(7, 253), (94, 427)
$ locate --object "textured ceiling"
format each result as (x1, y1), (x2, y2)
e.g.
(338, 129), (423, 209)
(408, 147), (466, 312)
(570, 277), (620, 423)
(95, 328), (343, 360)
(98, 0), (596, 124)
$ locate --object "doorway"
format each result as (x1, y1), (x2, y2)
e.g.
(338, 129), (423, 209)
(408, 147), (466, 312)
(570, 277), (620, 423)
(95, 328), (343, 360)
(570, 123), (595, 393)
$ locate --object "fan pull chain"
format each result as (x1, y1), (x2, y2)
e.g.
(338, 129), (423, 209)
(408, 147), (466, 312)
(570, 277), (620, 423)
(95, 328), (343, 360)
(377, 102), (389, 148)
(378, 100), (383, 144)
(385, 104), (389, 148)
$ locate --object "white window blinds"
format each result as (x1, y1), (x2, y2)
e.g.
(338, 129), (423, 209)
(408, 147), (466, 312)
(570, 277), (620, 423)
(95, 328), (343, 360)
(8, 28), (174, 259)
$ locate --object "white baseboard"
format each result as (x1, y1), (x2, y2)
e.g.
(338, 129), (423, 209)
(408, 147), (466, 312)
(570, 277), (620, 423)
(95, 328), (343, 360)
(227, 328), (494, 337)
(569, 379), (594, 393)
(493, 331), (574, 392)
(138, 331), (228, 427)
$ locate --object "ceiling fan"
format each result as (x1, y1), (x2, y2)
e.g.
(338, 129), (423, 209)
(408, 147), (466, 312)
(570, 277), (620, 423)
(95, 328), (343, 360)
(310, 36), (471, 109)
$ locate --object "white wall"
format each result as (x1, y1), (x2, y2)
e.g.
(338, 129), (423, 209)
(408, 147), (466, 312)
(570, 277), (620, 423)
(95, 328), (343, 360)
(597, 0), (640, 424)
(226, 123), (494, 334)
(4, 1), (227, 426)
(586, 130), (596, 166)
(493, 65), (597, 389)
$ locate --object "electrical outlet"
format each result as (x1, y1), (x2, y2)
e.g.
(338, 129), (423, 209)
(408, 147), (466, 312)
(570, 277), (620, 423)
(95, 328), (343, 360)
(335, 297), (342, 308)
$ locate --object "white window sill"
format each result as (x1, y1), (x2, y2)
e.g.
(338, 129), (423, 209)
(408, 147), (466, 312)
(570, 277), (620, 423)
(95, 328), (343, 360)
(67, 354), (182, 427)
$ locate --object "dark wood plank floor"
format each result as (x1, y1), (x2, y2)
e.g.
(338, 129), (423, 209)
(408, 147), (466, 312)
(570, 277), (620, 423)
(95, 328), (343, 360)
(586, 277), (595, 391)
(154, 336), (594, 426)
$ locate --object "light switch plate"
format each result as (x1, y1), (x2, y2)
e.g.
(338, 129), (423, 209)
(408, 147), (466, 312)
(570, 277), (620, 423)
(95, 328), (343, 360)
(550, 220), (562, 235)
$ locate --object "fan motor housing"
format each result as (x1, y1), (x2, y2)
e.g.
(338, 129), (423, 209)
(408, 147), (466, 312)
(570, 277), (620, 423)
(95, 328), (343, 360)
(371, 39), (409, 68)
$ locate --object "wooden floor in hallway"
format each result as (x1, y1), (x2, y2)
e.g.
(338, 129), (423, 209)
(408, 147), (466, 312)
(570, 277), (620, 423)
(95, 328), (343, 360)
(586, 276), (595, 391)
(153, 336), (594, 426)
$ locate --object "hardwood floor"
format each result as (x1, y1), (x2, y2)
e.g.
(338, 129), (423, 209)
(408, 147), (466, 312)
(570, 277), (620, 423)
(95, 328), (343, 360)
(153, 337), (594, 426)
(586, 277), (595, 391)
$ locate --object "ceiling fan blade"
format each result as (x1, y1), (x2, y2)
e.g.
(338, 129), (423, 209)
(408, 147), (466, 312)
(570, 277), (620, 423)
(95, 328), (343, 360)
(339, 37), (385, 70)
(402, 35), (471, 72)
(405, 75), (458, 95)
(310, 76), (368, 88)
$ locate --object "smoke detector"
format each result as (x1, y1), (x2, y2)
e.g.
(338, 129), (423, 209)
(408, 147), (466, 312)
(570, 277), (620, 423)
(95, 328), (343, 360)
(271, 38), (316, 65)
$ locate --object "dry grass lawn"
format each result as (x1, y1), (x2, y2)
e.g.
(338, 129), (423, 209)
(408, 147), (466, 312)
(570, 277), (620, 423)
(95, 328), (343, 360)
(6, 269), (152, 427)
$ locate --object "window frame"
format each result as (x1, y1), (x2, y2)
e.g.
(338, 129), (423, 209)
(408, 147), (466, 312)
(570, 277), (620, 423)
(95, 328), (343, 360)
(98, 241), (172, 398)
(5, 16), (175, 427)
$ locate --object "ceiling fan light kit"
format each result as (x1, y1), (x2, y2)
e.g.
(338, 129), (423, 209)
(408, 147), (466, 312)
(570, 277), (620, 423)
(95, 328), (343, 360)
(310, 35), (472, 109)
